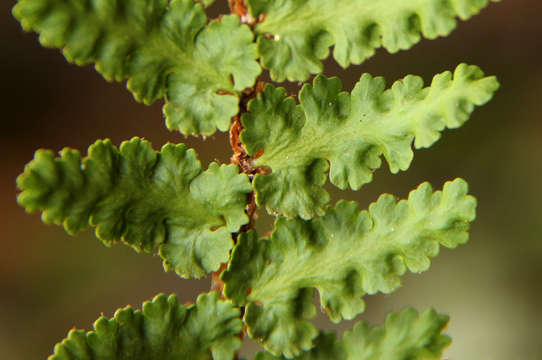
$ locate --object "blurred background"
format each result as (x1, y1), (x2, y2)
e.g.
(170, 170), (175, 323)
(1, 0), (541, 358)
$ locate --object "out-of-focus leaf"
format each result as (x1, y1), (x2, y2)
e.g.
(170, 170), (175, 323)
(255, 308), (450, 360)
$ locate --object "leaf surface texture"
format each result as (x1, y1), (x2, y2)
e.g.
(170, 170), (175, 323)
(50, 292), (242, 360)
(222, 179), (475, 356)
(13, 0), (261, 135)
(255, 308), (450, 360)
(17, 137), (252, 278)
(248, 0), (499, 80)
(242, 64), (498, 219)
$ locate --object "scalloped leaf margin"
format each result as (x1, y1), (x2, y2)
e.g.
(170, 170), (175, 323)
(248, 0), (500, 81)
(223, 178), (475, 357)
(17, 137), (252, 278)
(241, 64), (498, 219)
(255, 307), (451, 360)
(50, 292), (242, 360)
(12, 0), (261, 136)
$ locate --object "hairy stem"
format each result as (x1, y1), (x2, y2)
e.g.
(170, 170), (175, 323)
(209, 6), (264, 356)
(210, 0), (264, 299)
(211, 81), (265, 296)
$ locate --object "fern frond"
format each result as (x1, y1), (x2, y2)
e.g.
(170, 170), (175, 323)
(17, 138), (252, 278)
(242, 64), (498, 219)
(248, 0), (500, 81)
(13, 0), (261, 136)
(255, 308), (450, 360)
(50, 292), (242, 360)
(222, 179), (474, 356)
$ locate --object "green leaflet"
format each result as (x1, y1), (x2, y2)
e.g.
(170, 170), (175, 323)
(222, 179), (474, 357)
(255, 308), (450, 360)
(242, 64), (498, 219)
(17, 137), (252, 278)
(50, 292), (242, 360)
(12, 0), (261, 136)
(248, 0), (499, 81)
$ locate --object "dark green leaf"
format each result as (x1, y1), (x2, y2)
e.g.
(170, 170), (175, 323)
(50, 292), (242, 360)
(13, 0), (261, 135)
(17, 137), (252, 278)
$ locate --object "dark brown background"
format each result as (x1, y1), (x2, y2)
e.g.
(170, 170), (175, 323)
(1, 0), (541, 358)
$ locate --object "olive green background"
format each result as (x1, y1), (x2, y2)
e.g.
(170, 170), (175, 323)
(1, 0), (541, 358)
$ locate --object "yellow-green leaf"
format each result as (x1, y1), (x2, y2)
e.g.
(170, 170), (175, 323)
(242, 64), (498, 219)
(223, 179), (474, 356)
(249, 0), (500, 81)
